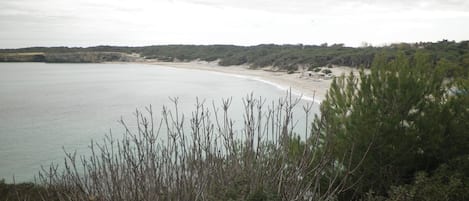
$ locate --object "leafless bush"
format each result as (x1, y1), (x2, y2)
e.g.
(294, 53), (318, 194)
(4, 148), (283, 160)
(36, 92), (364, 201)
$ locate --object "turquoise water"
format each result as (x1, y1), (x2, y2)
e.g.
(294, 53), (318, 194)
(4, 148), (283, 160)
(0, 63), (318, 182)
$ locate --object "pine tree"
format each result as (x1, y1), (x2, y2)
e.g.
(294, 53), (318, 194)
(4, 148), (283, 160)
(313, 51), (469, 198)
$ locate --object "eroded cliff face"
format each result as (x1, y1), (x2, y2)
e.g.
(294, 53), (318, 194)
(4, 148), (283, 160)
(0, 52), (142, 63)
(0, 53), (46, 62)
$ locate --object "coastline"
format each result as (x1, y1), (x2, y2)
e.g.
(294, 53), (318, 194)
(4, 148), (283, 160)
(135, 60), (360, 103)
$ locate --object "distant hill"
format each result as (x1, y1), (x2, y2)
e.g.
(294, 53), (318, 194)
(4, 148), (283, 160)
(0, 52), (140, 63)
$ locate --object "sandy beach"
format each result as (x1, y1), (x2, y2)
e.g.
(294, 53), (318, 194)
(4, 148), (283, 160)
(141, 60), (360, 102)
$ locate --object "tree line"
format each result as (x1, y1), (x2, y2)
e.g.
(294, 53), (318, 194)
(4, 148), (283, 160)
(1, 40), (468, 71)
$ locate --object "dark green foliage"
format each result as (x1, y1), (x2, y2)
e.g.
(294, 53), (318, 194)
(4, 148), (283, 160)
(403, 157), (469, 201)
(314, 51), (469, 199)
(362, 156), (469, 201)
(0, 180), (55, 201)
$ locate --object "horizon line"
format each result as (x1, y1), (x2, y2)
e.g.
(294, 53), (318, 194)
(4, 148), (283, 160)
(1, 39), (467, 50)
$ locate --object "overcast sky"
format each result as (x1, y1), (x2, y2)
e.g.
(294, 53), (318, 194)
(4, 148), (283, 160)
(1, 0), (468, 48)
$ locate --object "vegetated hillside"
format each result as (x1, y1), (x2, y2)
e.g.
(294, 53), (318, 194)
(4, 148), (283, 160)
(1, 40), (468, 71)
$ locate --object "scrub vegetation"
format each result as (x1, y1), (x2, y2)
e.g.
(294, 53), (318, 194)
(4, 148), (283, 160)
(1, 40), (468, 71)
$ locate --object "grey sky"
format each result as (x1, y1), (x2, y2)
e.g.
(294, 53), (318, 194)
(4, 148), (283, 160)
(1, 0), (468, 48)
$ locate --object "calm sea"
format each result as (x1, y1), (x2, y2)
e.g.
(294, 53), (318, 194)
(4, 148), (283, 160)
(0, 63), (318, 182)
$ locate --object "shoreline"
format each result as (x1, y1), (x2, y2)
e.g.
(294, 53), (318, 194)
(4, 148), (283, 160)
(132, 60), (360, 103)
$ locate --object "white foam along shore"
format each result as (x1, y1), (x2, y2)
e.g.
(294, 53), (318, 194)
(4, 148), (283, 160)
(140, 60), (360, 103)
(233, 74), (320, 104)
